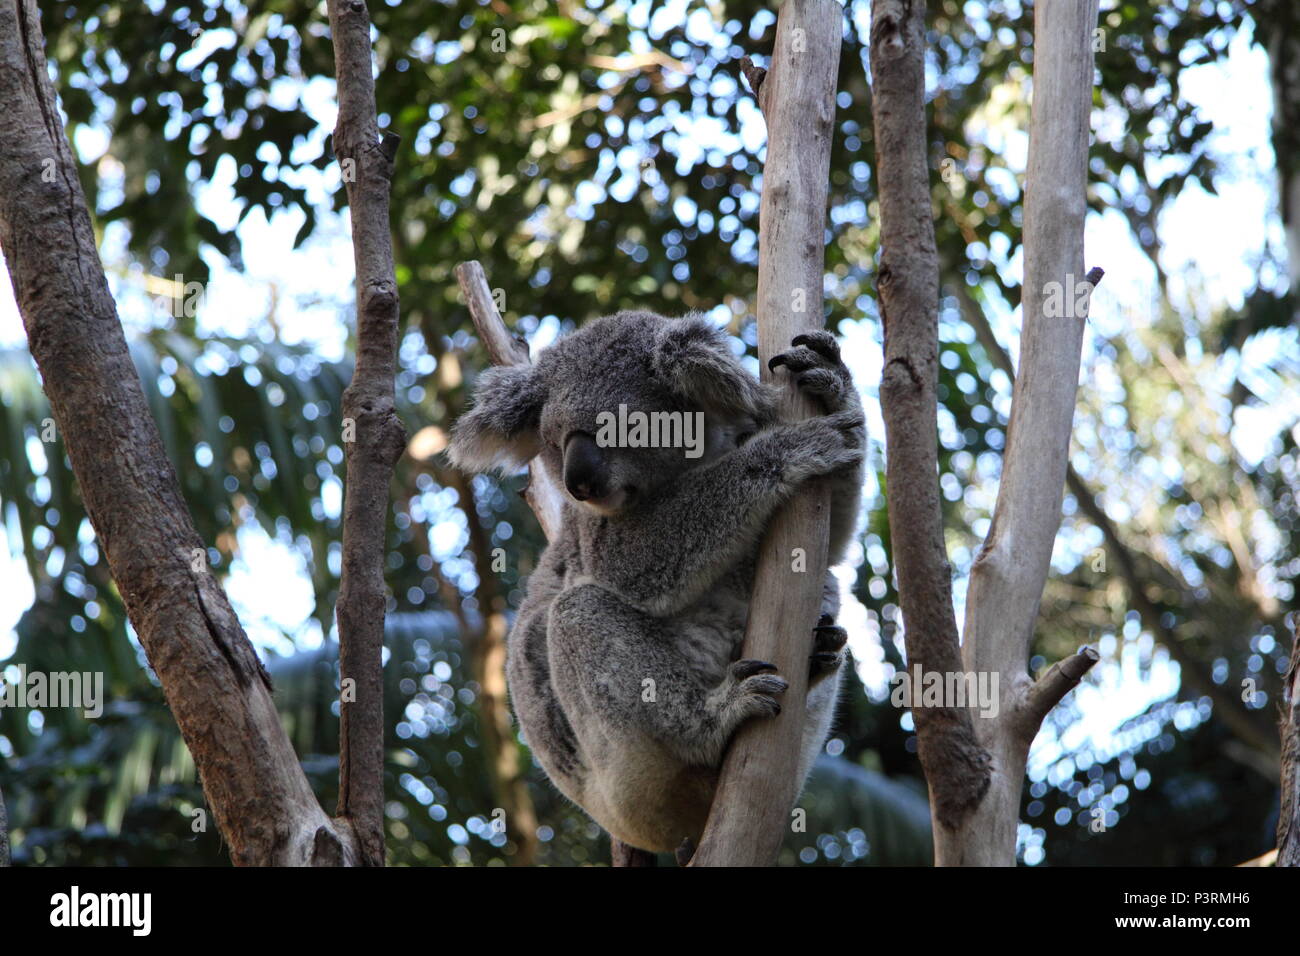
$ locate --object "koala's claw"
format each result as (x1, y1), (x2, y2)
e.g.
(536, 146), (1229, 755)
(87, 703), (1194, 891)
(769, 333), (856, 413)
(730, 659), (777, 680)
(791, 330), (842, 363)
(727, 659), (788, 717)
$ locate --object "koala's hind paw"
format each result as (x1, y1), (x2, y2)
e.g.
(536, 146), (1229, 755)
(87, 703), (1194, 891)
(726, 659), (789, 717)
(810, 618), (848, 682)
(769, 331), (854, 412)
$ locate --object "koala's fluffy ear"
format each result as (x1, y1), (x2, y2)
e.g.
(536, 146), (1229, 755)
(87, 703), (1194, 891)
(449, 364), (546, 473)
(652, 315), (777, 422)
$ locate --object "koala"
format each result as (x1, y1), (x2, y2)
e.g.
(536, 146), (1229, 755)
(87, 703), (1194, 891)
(449, 310), (865, 855)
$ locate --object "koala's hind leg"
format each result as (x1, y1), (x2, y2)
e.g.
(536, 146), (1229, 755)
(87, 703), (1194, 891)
(547, 582), (785, 851)
(548, 583), (785, 768)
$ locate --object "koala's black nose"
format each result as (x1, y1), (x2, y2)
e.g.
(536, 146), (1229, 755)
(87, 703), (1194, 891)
(563, 432), (609, 502)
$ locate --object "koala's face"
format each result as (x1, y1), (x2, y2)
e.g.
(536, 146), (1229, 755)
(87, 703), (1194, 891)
(449, 311), (775, 518)
(535, 371), (739, 517)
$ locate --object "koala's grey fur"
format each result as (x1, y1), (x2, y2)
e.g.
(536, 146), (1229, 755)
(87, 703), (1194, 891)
(450, 311), (865, 854)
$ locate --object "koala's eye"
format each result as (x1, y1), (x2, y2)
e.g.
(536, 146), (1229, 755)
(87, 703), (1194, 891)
(736, 430), (755, 447)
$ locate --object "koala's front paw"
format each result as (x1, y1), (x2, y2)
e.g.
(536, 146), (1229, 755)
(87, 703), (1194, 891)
(776, 410), (865, 486)
(769, 331), (858, 414)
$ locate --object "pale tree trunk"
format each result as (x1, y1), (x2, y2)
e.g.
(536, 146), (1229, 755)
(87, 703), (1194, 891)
(326, 0), (408, 868)
(962, 293), (1280, 773)
(871, 0), (1101, 865)
(0, 0), (387, 866)
(689, 0), (844, 868)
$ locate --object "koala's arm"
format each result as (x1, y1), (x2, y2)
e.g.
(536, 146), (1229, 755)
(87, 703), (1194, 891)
(580, 411), (862, 616)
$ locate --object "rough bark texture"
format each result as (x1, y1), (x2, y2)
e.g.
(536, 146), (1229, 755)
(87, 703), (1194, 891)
(1280, 622), (1300, 865)
(870, 0), (993, 836)
(0, 0), (351, 865)
(327, 0), (409, 868)
(870, 0), (1101, 865)
(0, 784), (8, 866)
(688, 0), (843, 868)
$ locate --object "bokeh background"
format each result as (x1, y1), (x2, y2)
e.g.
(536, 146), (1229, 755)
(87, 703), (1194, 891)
(0, 0), (1296, 865)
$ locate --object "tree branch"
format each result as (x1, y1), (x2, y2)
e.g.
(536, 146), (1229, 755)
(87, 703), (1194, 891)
(0, 0), (349, 865)
(961, 0), (1101, 717)
(0, 782), (8, 866)
(960, 289), (1278, 765)
(327, 0), (409, 867)
(454, 262), (566, 540)
(689, 0), (844, 868)
(1018, 646), (1101, 738)
(944, 0), (1102, 865)
(1278, 620), (1300, 866)
(870, 0), (993, 835)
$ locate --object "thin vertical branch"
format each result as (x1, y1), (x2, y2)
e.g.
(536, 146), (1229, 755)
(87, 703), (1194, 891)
(327, 0), (409, 867)
(1279, 622), (1300, 866)
(870, 0), (993, 839)
(454, 262), (566, 538)
(442, 461), (541, 865)
(689, 0), (844, 868)
(0, 783), (9, 866)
